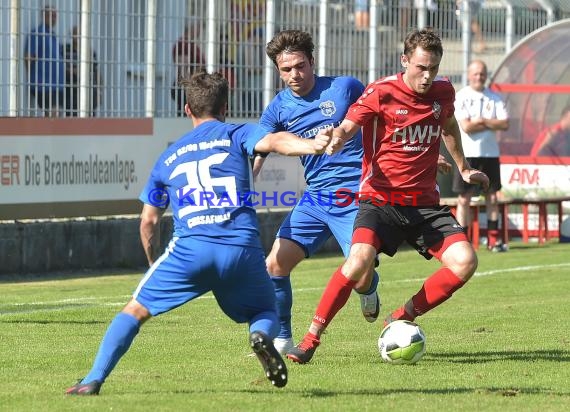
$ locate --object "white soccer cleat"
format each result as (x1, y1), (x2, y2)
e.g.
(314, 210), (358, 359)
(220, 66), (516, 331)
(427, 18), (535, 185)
(273, 337), (294, 356)
(360, 291), (381, 323)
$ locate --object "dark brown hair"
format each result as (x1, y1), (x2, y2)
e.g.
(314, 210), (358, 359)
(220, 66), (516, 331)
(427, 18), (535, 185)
(403, 28), (443, 58)
(266, 30), (314, 66)
(180, 70), (228, 118)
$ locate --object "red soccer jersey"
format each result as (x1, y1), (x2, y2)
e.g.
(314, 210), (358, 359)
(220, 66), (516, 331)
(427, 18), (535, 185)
(346, 72), (455, 206)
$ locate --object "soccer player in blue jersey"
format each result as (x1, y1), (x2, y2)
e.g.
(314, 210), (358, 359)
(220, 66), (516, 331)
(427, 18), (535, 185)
(256, 30), (380, 355)
(65, 71), (332, 395)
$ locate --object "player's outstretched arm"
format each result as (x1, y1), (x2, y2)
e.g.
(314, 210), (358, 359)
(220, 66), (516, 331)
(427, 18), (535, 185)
(140, 204), (165, 267)
(326, 119), (361, 155)
(254, 128), (332, 156)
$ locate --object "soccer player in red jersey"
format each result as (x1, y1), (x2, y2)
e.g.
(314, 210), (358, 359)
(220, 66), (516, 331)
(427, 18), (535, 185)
(287, 28), (490, 364)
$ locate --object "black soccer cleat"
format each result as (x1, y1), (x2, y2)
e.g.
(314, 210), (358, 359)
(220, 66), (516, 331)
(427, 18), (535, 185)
(249, 331), (288, 388)
(65, 379), (102, 396)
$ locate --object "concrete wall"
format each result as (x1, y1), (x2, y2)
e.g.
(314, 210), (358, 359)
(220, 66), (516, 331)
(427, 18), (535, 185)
(0, 211), (341, 275)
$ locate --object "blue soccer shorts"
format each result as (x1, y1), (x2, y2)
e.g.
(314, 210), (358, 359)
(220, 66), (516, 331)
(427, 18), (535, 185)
(276, 192), (357, 257)
(133, 237), (276, 323)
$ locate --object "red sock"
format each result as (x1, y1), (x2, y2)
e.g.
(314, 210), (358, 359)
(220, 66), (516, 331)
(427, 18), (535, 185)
(411, 268), (465, 316)
(313, 267), (357, 329)
(487, 219), (500, 247)
(487, 229), (499, 248)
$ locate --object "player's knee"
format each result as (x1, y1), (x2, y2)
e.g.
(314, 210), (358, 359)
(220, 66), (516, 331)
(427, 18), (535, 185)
(122, 299), (151, 323)
(265, 252), (291, 275)
(441, 239), (478, 281)
(449, 248), (478, 281)
(265, 254), (290, 275)
(342, 254), (374, 281)
(266, 239), (305, 275)
(265, 254), (278, 274)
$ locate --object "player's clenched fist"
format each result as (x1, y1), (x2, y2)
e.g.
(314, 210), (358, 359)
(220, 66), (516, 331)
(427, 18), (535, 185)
(313, 127), (333, 154)
(326, 136), (343, 155)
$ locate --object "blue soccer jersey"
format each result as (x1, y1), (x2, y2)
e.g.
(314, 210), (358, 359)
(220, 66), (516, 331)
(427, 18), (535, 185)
(139, 120), (266, 248)
(260, 75), (364, 195)
(24, 24), (65, 90)
(74, 117), (285, 391)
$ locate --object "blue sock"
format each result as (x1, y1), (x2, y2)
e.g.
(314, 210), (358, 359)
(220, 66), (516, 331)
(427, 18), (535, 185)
(361, 270), (379, 295)
(270, 275), (292, 339)
(81, 312), (140, 384)
(250, 310), (279, 339)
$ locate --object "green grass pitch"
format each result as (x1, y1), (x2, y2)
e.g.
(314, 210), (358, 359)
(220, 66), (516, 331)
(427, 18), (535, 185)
(1, 242), (570, 411)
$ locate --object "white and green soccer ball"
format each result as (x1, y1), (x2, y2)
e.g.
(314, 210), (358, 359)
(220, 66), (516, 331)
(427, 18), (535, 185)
(378, 320), (426, 364)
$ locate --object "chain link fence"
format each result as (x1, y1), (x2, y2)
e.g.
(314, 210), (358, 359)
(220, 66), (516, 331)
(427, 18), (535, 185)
(1, 0), (568, 118)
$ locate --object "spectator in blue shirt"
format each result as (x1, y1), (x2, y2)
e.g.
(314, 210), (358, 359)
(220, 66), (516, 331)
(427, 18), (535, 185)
(24, 5), (65, 117)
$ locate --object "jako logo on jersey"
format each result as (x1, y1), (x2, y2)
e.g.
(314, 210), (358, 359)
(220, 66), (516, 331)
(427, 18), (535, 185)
(392, 125), (441, 144)
(432, 101), (442, 119)
(319, 100), (336, 117)
(396, 109), (408, 115)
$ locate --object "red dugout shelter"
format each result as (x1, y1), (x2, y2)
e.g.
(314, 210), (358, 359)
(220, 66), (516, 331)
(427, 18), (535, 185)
(490, 19), (570, 160)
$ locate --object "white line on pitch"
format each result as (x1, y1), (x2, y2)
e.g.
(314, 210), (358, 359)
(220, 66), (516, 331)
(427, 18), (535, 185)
(2, 263), (569, 316)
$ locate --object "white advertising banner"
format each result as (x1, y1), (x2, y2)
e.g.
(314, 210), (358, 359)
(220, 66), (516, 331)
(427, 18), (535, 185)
(2, 137), (155, 203)
(500, 162), (570, 198)
(0, 119), (178, 205)
(0, 118), (306, 218)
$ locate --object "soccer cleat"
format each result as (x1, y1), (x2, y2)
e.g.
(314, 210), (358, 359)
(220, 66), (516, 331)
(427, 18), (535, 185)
(360, 291), (381, 323)
(65, 379), (102, 396)
(250, 331), (288, 388)
(489, 242), (508, 253)
(273, 337), (294, 356)
(286, 334), (320, 364)
(383, 313), (396, 328)
(383, 306), (414, 328)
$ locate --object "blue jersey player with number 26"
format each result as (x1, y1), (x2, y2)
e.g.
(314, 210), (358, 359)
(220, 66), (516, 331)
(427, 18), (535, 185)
(65, 71), (332, 395)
